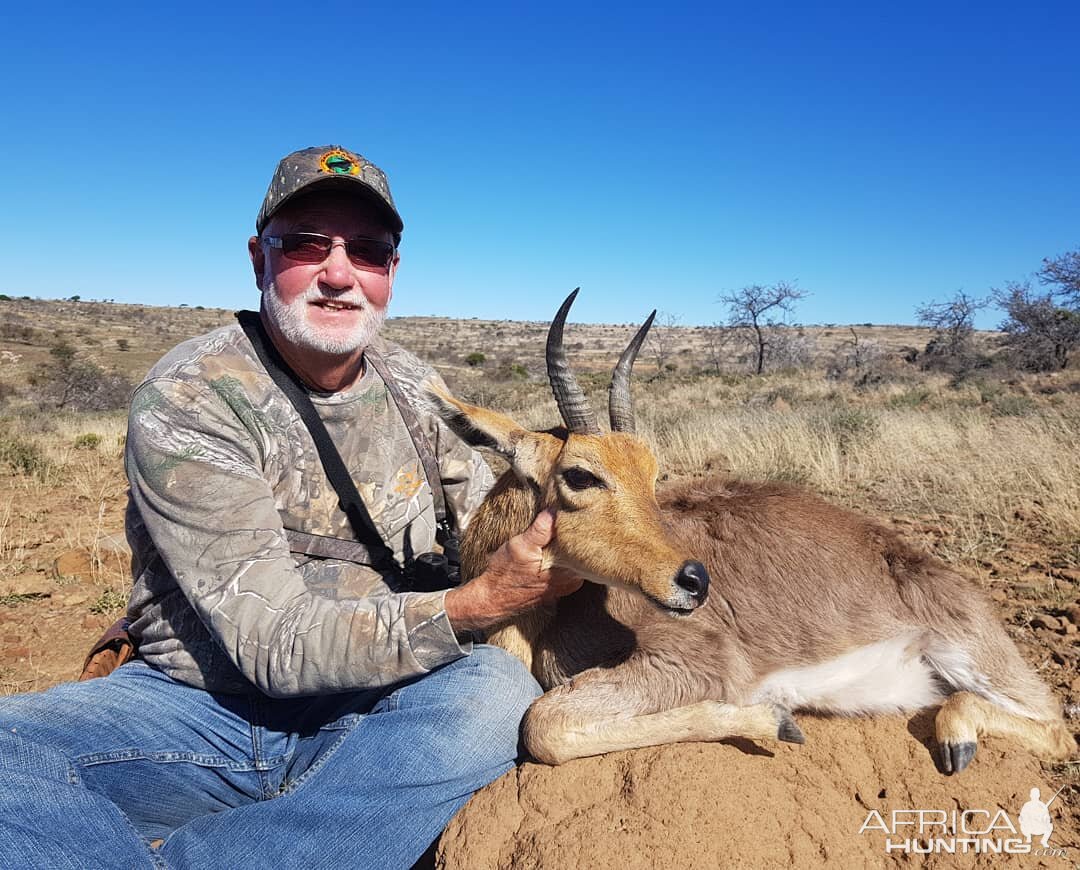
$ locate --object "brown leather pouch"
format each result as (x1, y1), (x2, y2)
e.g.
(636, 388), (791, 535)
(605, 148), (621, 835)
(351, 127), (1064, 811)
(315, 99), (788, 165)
(79, 617), (137, 681)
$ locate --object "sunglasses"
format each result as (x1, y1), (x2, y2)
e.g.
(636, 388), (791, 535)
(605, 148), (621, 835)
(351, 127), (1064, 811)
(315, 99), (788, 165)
(263, 233), (396, 269)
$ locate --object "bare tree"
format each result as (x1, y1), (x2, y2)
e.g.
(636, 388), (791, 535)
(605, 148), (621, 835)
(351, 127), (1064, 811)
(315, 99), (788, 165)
(718, 281), (808, 375)
(831, 326), (882, 375)
(993, 281), (1080, 371)
(914, 291), (988, 373)
(646, 311), (682, 376)
(30, 340), (134, 411)
(1038, 249), (1080, 305)
(765, 329), (817, 371)
(702, 322), (736, 375)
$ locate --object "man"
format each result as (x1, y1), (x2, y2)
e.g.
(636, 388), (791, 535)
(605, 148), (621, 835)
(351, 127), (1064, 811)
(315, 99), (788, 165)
(0, 145), (580, 868)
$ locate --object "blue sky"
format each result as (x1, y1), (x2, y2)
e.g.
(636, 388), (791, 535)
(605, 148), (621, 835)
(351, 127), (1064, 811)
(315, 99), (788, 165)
(1, 1), (1077, 328)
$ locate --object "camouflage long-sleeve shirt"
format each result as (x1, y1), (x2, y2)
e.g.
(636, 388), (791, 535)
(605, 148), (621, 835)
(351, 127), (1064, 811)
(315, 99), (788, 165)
(124, 318), (495, 697)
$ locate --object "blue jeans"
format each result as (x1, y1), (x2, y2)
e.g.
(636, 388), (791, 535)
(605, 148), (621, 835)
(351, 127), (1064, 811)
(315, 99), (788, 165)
(0, 646), (539, 869)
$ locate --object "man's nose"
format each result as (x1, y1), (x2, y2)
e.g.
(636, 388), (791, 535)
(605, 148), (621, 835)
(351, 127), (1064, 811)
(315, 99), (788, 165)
(319, 242), (355, 289)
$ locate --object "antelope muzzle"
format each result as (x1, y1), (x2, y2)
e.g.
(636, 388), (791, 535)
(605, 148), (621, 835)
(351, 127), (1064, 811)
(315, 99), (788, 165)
(667, 560), (710, 613)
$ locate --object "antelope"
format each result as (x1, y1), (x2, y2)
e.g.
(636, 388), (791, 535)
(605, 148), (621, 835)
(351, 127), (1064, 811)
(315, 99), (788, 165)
(426, 290), (1077, 771)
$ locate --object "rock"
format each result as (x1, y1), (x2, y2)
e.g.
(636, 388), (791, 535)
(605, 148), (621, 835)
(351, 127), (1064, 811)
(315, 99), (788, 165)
(96, 531), (131, 556)
(1031, 614), (1064, 632)
(1017, 571), (1051, 589)
(52, 549), (95, 582)
(1063, 604), (1080, 626)
(989, 589), (1007, 603)
(50, 539), (132, 585)
(1051, 649), (1075, 666)
(1070, 675), (1080, 694)
(0, 574), (54, 598)
(95, 532), (133, 578)
(5, 646), (30, 659)
(62, 593), (89, 607)
(439, 715), (1073, 869)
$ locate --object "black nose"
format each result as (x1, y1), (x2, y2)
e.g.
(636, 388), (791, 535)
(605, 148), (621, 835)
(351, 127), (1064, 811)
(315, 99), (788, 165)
(675, 560), (710, 601)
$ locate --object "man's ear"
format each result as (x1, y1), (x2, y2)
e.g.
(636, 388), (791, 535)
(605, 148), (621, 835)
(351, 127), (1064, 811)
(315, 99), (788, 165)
(248, 236), (265, 291)
(386, 252), (400, 304)
(424, 384), (558, 488)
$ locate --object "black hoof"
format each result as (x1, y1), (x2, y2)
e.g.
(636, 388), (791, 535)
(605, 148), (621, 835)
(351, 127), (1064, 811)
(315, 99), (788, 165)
(940, 740), (977, 774)
(775, 706), (805, 744)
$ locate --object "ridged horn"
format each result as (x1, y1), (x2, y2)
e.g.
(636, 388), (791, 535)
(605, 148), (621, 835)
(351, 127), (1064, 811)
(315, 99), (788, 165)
(608, 311), (655, 433)
(546, 288), (600, 435)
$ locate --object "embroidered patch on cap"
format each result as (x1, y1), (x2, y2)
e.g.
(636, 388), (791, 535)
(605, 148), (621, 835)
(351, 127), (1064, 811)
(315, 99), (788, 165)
(318, 149), (363, 176)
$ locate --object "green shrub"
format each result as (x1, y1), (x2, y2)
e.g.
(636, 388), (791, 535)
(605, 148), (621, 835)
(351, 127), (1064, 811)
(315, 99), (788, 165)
(465, 352), (486, 367)
(988, 394), (1037, 417)
(0, 593), (43, 607)
(0, 434), (49, 475)
(813, 407), (880, 454)
(34, 352), (134, 412)
(49, 341), (77, 364)
(886, 387), (933, 409)
(89, 588), (128, 615)
(74, 433), (102, 450)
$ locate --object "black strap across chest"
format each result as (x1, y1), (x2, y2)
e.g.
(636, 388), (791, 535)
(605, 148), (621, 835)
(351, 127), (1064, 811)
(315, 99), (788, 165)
(236, 311), (451, 573)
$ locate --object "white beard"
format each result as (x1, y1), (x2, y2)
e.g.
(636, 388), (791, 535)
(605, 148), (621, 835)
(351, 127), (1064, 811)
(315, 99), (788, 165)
(262, 277), (387, 356)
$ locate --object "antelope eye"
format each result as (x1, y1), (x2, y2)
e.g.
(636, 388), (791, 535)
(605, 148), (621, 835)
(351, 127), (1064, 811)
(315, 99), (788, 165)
(563, 467), (604, 491)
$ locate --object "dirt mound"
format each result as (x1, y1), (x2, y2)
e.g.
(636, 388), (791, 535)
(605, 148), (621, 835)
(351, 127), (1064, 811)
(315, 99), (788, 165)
(439, 713), (1078, 869)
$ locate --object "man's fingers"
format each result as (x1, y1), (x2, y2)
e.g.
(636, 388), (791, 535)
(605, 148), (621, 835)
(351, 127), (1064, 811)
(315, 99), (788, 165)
(518, 509), (556, 549)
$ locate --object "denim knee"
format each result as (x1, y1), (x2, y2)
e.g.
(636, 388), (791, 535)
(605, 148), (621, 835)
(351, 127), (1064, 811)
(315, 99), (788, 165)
(398, 645), (541, 779)
(458, 644), (542, 720)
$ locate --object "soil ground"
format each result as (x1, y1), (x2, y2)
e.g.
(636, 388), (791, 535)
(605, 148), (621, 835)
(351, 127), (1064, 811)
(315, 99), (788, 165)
(0, 298), (1077, 866)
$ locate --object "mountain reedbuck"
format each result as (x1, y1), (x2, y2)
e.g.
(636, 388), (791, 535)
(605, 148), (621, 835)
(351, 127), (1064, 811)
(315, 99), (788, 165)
(427, 291), (1076, 771)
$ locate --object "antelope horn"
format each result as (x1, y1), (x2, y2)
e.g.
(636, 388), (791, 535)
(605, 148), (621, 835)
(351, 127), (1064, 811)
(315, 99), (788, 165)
(546, 288), (600, 435)
(608, 310), (656, 433)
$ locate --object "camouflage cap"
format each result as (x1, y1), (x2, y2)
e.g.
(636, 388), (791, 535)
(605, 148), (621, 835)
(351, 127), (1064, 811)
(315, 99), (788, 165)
(255, 146), (404, 240)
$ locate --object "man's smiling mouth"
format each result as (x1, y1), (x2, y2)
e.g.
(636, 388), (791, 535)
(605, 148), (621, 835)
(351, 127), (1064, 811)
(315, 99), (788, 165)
(311, 299), (360, 311)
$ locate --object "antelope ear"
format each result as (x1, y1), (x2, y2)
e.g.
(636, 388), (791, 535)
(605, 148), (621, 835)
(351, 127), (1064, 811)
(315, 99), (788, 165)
(424, 384), (555, 486)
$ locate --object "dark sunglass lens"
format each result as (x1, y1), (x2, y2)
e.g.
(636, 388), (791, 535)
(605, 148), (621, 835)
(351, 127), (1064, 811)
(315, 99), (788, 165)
(346, 239), (393, 268)
(282, 234), (332, 262)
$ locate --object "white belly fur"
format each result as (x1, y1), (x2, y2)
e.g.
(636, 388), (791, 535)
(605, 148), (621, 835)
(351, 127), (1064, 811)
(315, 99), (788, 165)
(748, 634), (947, 714)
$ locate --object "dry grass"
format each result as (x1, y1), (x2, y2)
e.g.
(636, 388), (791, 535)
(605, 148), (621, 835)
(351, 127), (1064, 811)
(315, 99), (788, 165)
(1, 302), (1079, 717)
(488, 369), (1080, 570)
(0, 667), (47, 696)
(2, 297), (1078, 579)
(6, 368), (1074, 576)
(653, 404), (1078, 561)
(3, 377), (1078, 580)
(0, 411), (129, 587)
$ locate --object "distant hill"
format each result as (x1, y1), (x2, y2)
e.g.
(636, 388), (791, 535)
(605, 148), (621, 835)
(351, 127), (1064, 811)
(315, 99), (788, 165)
(0, 297), (979, 387)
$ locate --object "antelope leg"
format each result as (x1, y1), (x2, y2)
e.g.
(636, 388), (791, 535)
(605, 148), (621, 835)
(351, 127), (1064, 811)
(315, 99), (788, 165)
(523, 671), (803, 765)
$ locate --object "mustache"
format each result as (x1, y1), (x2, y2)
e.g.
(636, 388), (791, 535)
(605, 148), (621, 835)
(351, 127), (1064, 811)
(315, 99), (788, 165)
(302, 288), (369, 307)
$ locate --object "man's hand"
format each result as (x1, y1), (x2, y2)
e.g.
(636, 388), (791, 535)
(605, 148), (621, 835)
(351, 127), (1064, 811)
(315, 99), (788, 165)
(444, 510), (582, 634)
